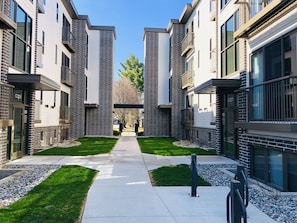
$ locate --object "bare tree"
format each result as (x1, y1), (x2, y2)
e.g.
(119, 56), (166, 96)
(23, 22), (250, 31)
(113, 77), (140, 128)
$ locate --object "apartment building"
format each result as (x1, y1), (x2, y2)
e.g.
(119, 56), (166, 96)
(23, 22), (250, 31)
(0, 0), (115, 165)
(143, 0), (219, 146)
(144, 0), (297, 192)
(234, 0), (297, 192)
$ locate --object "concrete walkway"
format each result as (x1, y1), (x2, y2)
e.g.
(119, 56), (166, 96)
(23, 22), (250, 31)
(9, 137), (276, 223)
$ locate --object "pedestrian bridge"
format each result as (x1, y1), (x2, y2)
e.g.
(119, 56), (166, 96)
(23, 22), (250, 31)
(113, 104), (143, 109)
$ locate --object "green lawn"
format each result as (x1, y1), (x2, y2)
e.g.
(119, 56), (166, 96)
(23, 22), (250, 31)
(0, 165), (97, 223)
(137, 137), (216, 156)
(35, 137), (118, 156)
(150, 164), (210, 186)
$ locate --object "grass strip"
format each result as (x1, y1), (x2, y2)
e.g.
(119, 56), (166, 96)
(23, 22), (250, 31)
(0, 165), (97, 223)
(150, 164), (210, 186)
(35, 137), (118, 156)
(138, 137), (216, 156)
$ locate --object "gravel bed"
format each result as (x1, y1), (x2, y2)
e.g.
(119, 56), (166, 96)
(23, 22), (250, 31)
(198, 164), (297, 223)
(0, 164), (61, 207)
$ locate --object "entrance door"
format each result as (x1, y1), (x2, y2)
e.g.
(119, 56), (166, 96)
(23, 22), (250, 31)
(222, 94), (238, 159)
(11, 106), (25, 159)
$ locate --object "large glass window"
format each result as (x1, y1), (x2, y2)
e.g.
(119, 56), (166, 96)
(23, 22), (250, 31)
(10, 4), (32, 73)
(252, 146), (296, 191)
(221, 12), (239, 77)
(250, 30), (297, 121)
(287, 153), (297, 192)
(268, 150), (283, 189)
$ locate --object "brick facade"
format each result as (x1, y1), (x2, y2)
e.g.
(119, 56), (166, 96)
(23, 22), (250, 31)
(143, 31), (171, 136)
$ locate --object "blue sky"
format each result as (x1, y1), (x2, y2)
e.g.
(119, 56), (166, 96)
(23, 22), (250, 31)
(72, 0), (190, 78)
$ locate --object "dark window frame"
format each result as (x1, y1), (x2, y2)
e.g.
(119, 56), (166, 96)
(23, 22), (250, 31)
(9, 3), (32, 73)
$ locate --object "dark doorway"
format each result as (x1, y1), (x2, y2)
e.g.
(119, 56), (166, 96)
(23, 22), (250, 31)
(222, 94), (238, 159)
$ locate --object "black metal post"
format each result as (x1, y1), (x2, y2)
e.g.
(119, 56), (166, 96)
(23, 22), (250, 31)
(190, 154), (198, 197)
(234, 165), (249, 207)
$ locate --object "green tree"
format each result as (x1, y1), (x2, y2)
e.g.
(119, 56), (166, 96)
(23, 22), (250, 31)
(118, 54), (144, 92)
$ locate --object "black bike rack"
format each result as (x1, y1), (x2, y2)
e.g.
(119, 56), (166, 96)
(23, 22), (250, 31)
(226, 165), (249, 223)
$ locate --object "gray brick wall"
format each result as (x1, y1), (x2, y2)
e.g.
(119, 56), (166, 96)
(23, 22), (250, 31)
(192, 127), (216, 149)
(70, 19), (87, 139)
(0, 29), (12, 165)
(85, 29), (114, 136)
(170, 23), (185, 139)
(143, 31), (171, 136)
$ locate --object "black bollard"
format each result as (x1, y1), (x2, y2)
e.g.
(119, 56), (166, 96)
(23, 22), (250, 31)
(190, 154), (198, 197)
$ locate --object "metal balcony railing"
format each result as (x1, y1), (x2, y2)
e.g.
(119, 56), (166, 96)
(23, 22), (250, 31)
(181, 32), (194, 56)
(61, 66), (74, 87)
(248, 76), (297, 122)
(0, 0), (17, 30)
(62, 27), (75, 53)
(181, 70), (194, 89)
(181, 108), (194, 126)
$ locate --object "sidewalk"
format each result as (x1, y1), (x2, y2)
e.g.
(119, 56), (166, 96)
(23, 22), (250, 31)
(80, 137), (276, 223)
(9, 137), (276, 223)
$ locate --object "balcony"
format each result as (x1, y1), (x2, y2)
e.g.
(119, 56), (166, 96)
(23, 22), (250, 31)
(181, 70), (194, 89)
(0, 0), (17, 30)
(61, 66), (74, 87)
(181, 32), (194, 56)
(234, 0), (294, 38)
(62, 27), (75, 53)
(181, 108), (194, 127)
(60, 106), (72, 123)
(37, 0), (45, 14)
(36, 41), (43, 68)
(235, 76), (297, 132)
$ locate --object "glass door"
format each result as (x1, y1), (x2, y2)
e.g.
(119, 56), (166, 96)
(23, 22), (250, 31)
(222, 94), (238, 159)
(11, 106), (25, 159)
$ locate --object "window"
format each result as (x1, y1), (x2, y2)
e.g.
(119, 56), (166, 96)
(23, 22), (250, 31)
(251, 146), (296, 191)
(250, 0), (272, 18)
(221, 11), (239, 77)
(61, 91), (69, 107)
(42, 31), (45, 54)
(56, 3), (59, 22)
(250, 30), (297, 121)
(85, 75), (88, 101)
(55, 45), (57, 64)
(62, 52), (70, 67)
(169, 37), (172, 71)
(85, 33), (88, 69)
(40, 131), (44, 141)
(10, 4), (32, 73)
(287, 153), (297, 192)
(221, 0), (230, 9)
(169, 77), (172, 103)
(197, 11), (200, 28)
(209, 38), (212, 59)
